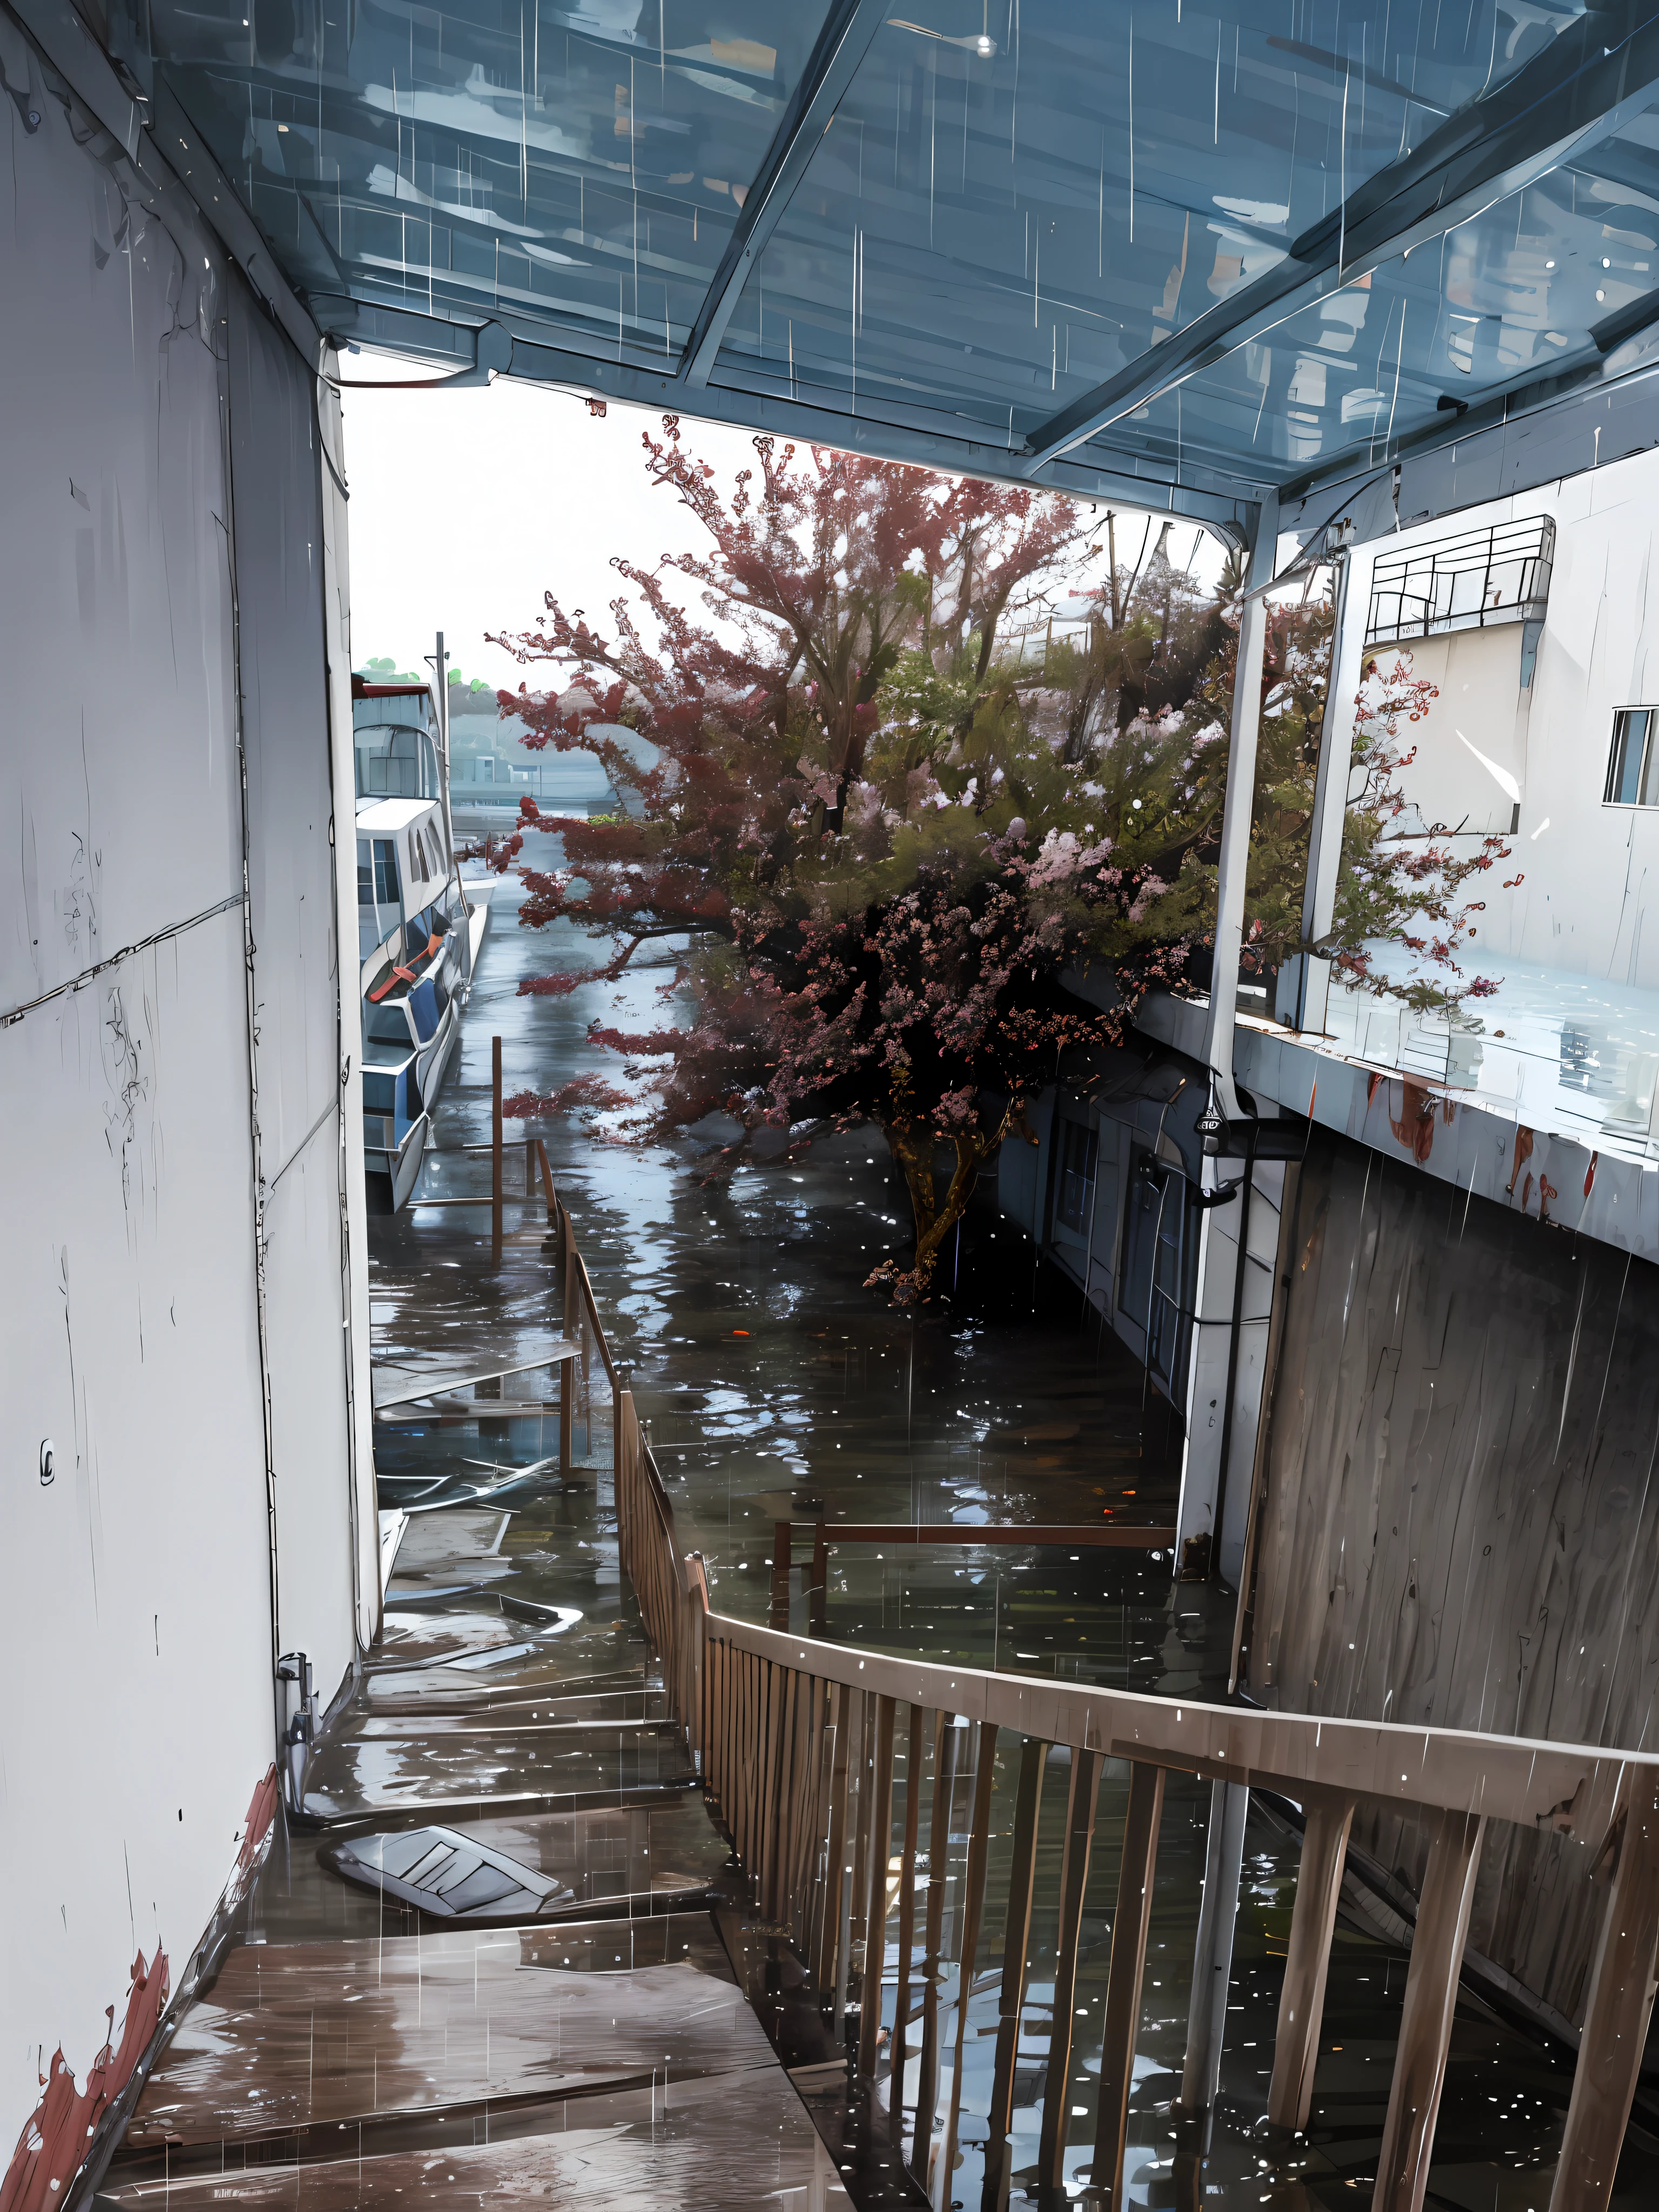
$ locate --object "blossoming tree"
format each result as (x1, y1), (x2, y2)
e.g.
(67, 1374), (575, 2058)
(486, 420), (1507, 1298)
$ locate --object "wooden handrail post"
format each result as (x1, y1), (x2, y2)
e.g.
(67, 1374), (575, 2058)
(1179, 1779), (1250, 2121)
(1267, 1792), (1355, 2131)
(1092, 1761), (1167, 2208)
(490, 1034), (503, 1262)
(1548, 1785), (1659, 2212)
(819, 1682), (853, 1998)
(912, 1712), (962, 2187)
(1037, 1746), (1102, 2191)
(984, 1737), (1048, 2212)
(937, 1721), (998, 2212)
(1372, 1809), (1487, 2212)
(891, 1702), (925, 2140)
(858, 1696), (898, 2079)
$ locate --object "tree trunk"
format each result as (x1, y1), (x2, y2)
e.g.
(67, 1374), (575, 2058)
(876, 1123), (997, 1303)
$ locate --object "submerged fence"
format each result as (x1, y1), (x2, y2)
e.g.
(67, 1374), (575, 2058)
(565, 1198), (1658, 2212)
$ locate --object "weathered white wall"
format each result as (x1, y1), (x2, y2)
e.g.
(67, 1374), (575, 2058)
(1347, 449), (1659, 984)
(0, 5), (366, 2134)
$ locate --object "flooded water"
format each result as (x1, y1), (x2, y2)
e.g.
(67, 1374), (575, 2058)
(343, 867), (1648, 2209)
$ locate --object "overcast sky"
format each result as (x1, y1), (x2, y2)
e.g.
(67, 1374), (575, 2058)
(341, 373), (1225, 699)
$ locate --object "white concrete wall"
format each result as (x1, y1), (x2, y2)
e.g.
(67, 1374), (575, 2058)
(1349, 448), (1659, 985)
(0, 8), (366, 2134)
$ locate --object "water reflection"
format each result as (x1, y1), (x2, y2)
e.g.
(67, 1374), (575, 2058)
(356, 870), (1601, 2211)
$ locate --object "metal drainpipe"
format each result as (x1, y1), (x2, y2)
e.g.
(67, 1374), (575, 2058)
(1207, 1120), (1257, 1587)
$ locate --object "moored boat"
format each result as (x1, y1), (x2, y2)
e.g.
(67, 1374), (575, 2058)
(353, 661), (487, 1210)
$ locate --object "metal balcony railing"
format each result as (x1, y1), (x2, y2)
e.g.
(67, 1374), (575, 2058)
(1366, 516), (1554, 648)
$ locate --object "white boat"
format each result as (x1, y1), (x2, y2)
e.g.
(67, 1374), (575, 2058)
(353, 666), (488, 1212)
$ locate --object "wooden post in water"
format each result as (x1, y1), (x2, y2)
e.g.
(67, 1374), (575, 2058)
(1372, 1809), (1486, 2212)
(1548, 1782), (1659, 2212)
(1092, 1762), (1166, 2208)
(811, 1521), (828, 1637)
(771, 1522), (793, 1633)
(490, 1034), (503, 1264)
(1267, 1793), (1355, 2130)
(1037, 1747), (1102, 2192)
(984, 1737), (1048, 2211)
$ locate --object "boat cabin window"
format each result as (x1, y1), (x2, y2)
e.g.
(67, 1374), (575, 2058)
(366, 1001), (415, 1044)
(357, 852), (374, 905)
(373, 838), (401, 905)
(363, 1070), (396, 1116)
(408, 976), (440, 1042)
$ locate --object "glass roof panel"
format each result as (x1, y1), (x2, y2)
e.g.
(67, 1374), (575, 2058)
(149, 0), (836, 364)
(707, 0), (1589, 448)
(1068, 98), (1659, 487)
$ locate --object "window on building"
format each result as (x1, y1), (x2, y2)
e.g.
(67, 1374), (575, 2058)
(357, 854), (374, 905)
(373, 838), (401, 905)
(1056, 1119), (1098, 1234)
(1606, 709), (1658, 805)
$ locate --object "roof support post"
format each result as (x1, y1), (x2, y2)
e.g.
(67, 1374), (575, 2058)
(1279, 543), (1365, 1033)
(1203, 495), (1279, 1122)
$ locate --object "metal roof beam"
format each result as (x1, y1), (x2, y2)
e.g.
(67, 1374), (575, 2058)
(680, 0), (889, 387)
(318, 294), (1261, 532)
(1023, 0), (1659, 468)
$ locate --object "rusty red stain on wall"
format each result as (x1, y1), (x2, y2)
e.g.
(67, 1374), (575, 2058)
(0, 1948), (169, 2212)
(1389, 1080), (1438, 1163)
(1584, 1152), (1598, 1198)
(1507, 1125), (1535, 1195)
(238, 1763), (279, 1872)
(1367, 1071), (1385, 1110)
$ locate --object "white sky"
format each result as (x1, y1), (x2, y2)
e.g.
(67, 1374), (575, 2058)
(341, 369), (1226, 699)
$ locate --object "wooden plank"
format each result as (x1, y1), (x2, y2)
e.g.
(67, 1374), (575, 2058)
(911, 1712), (962, 2190)
(936, 1721), (998, 2212)
(1037, 1747), (1102, 2191)
(1548, 1782), (1659, 2212)
(1372, 1809), (1487, 2212)
(1092, 1761), (1166, 2209)
(1267, 1793), (1354, 2131)
(859, 1696), (898, 2080)
(983, 1737), (1047, 2212)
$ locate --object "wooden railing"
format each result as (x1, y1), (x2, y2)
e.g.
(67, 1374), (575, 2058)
(587, 1214), (1659, 2212)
